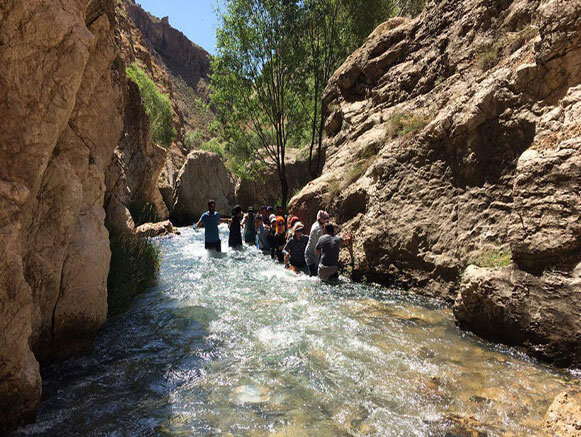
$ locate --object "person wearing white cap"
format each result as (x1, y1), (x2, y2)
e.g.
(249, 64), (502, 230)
(304, 210), (329, 276)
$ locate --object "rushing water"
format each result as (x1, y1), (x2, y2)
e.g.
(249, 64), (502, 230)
(16, 226), (579, 436)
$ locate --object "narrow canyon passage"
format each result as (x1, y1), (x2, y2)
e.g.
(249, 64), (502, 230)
(15, 227), (579, 436)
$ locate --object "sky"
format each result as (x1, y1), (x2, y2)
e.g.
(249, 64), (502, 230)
(136, 0), (219, 54)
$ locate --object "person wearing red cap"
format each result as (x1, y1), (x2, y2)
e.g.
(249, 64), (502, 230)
(304, 210), (329, 276)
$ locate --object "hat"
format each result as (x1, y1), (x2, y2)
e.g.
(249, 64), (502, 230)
(267, 206), (274, 212)
(269, 214), (276, 223)
(289, 215), (299, 227)
(317, 210), (330, 222)
(247, 206), (254, 212)
(293, 221), (305, 232)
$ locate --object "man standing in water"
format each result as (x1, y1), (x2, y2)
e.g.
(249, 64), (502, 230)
(316, 223), (352, 282)
(195, 200), (229, 252)
(304, 210), (329, 276)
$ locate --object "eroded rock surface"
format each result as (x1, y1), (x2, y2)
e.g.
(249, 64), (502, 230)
(171, 151), (236, 225)
(289, 0), (581, 364)
(0, 0), (124, 430)
(544, 391), (581, 436)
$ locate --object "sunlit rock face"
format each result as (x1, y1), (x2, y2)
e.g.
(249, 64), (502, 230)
(171, 151), (236, 226)
(0, 0), (125, 431)
(289, 0), (581, 365)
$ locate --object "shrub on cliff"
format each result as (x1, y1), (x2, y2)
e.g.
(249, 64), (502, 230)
(107, 229), (160, 317)
(126, 63), (176, 148)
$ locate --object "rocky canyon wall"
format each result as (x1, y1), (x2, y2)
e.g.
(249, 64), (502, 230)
(0, 0), (124, 431)
(290, 0), (581, 366)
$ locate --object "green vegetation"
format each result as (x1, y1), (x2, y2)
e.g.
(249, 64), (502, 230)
(476, 249), (512, 268)
(200, 138), (226, 160)
(129, 200), (160, 227)
(184, 129), (204, 151)
(107, 230), (160, 317)
(212, 0), (426, 207)
(477, 45), (500, 71)
(386, 110), (434, 138)
(126, 63), (176, 148)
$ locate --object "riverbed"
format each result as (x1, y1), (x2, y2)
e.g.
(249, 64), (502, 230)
(15, 226), (579, 436)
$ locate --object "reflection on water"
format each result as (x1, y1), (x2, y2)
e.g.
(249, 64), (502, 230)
(15, 226), (579, 436)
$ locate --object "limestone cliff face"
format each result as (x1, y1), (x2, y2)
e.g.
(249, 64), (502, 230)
(105, 78), (169, 234)
(124, 0), (211, 101)
(290, 0), (581, 365)
(0, 0), (124, 430)
(116, 0), (220, 215)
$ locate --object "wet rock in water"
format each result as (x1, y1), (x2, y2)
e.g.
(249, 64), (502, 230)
(134, 220), (178, 238)
(171, 151), (235, 225)
(544, 390), (581, 436)
(454, 265), (581, 367)
(231, 385), (271, 405)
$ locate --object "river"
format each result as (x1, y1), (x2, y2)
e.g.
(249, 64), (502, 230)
(15, 226), (579, 436)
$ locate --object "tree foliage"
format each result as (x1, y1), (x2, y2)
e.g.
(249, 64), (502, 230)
(212, 0), (426, 204)
(212, 0), (305, 206)
(126, 63), (176, 148)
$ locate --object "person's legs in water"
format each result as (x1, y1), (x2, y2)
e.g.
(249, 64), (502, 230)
(308, 263), (317, 277)
(205, 241), (222, 252)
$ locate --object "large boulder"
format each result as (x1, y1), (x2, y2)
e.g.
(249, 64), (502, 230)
(105, 78), (169, 222)
(171, 151), (236, 225)
(0, 0), (124, 431)
(454, 265), (581, 366)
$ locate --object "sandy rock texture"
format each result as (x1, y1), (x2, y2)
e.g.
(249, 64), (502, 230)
(105, 78), (169, 234)
(544, 391), (581, 436)
(171, 151), (236, 225)
(0, 0), (124, 431)
(289, 0), (581, 364)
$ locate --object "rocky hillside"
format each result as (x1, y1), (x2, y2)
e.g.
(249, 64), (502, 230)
(290, 0), (581, 366)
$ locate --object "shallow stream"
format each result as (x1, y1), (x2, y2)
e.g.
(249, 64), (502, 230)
(16, 226), (579, 436)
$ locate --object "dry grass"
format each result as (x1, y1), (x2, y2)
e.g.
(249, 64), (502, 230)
(476, 249), (512, 268)
(386, 110), (435, 138)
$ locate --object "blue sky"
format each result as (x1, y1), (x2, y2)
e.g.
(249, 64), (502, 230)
(136, 0), (219, 54)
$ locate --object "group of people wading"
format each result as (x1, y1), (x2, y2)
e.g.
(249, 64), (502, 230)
(195, 200), (352, 282)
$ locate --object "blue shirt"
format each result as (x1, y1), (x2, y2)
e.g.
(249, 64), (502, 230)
(199, 211), (221, 243)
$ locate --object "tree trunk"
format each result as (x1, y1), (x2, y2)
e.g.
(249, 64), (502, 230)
(280, 160), (289, 208)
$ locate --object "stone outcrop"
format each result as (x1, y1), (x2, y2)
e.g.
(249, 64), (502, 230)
(135, 220), (179, 238)
(116, 0), (219, 215)
(289, 0), (581, 364)
(0, 0), (124, 431)
(171, 151), (236, 225)
(105, 78), (169, 229)
(544, 391), (581, 436)
(124, 0), (211, 101)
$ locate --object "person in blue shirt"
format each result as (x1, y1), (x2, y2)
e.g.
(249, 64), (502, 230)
(195, 200), (229, 252)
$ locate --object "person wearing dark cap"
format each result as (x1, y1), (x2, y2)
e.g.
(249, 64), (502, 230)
(229, 205), (244, 248)
(315, 223), (352, 282)
(243, 206), (257, 244)
(195, 200), (230, 252)
(283, 221), (309, 273)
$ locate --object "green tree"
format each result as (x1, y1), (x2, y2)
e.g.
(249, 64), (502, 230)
(301, 0), (400, 177)
(212, 0), (305, 207)
(126, 63), (176, 148)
